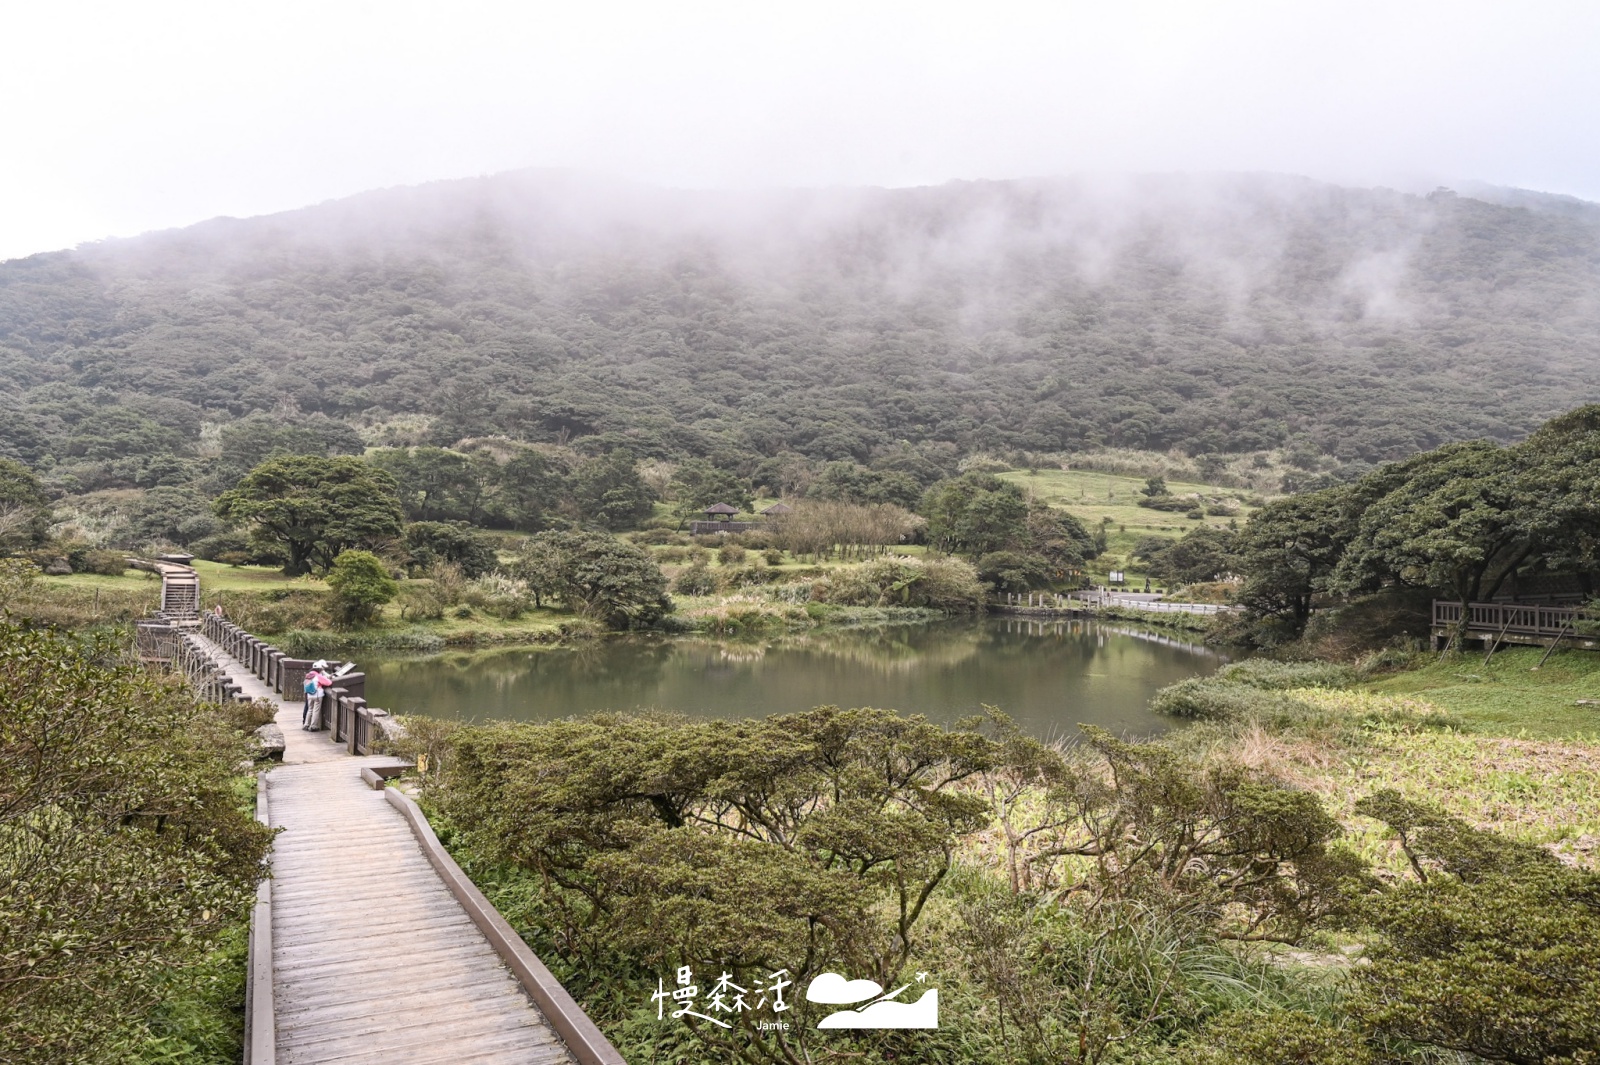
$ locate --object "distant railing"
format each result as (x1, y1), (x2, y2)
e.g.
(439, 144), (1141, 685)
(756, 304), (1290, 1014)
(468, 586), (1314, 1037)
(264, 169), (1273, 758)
(999, 591), (1234, 616)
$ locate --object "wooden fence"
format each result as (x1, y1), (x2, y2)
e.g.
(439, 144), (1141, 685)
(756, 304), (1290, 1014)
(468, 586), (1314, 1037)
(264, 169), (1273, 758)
(1432, 600), (1585, 638)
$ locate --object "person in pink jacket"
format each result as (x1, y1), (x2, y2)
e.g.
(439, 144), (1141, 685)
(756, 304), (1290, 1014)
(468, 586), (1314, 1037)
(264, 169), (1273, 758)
(302, 660), (333, 730)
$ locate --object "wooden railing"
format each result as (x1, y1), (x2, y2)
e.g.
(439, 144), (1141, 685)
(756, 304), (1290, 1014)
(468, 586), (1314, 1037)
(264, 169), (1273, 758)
(1432, 600), (1585, 637)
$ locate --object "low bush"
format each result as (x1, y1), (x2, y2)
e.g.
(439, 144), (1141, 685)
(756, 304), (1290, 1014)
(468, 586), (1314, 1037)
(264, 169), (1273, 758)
(326, 550), (398, 626)
(809, 554), (985, 613)
(1150, 676), (1296, 721)
(629, 528), (687, 545)
(670, 563), (720, 597)
(462, 572), (533, 619)
(1215, 659), (1361, 690)
(212, 589), (331, 635)
(67, 548), (129, 576)
(0, 624), (272, 1063)
(397, 582), (446, 620)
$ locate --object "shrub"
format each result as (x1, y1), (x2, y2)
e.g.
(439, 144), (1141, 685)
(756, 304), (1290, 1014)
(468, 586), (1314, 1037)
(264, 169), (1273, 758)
(67, 548), (128, 576)
(463, 572), (533, 619)
(0, 625), (272, 1062)
(1352, 793), (1600, 1063)
(326, 549), (399, 625)
(671, 563), (720, 597)
(763, 548), (784, 566)
(809, 554), (985, 612)
(717, 543), (747, 565)
(1184, 1010), (1372, 1065)
(1216, 659), (1360, 690)
(425, 561), (466, 606)
(1150, 676), (1298, 721)
(630, 528), (687, 546)
(727, 562), (771, 587)
(397, 583), (446, 620)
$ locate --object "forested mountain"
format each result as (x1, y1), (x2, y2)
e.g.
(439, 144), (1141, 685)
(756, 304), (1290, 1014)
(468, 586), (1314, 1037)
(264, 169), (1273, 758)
(4, 170), (1599, 490)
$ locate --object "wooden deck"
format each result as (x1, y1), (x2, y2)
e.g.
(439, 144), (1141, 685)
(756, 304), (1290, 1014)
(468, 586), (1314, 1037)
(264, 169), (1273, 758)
(199, 636), (579, 1064)
(1432, 600), (1600, 651)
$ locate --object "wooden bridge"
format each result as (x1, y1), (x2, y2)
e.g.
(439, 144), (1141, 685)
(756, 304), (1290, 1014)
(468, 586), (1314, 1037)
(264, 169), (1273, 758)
(1432, 599), (1599, 652)
(136, 564), (625, 1064)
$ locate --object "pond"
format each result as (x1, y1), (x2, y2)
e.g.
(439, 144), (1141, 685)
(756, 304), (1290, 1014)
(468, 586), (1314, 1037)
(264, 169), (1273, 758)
(347, 617), (1228, 740)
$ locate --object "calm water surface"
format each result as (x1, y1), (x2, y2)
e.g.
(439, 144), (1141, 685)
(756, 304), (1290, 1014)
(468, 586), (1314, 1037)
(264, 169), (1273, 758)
(351, 618), (1226, 740)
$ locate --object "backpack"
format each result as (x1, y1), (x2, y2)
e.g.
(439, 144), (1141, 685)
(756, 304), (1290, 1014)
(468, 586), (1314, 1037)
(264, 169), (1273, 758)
(303, 675), (321, 696)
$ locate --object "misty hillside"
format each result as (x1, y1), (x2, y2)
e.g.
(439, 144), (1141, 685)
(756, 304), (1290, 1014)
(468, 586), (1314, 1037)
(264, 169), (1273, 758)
(3, 170), (1599, 483)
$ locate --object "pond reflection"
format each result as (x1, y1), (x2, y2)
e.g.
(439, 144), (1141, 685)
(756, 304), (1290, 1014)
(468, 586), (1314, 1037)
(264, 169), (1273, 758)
(349, 618), (1228, 741)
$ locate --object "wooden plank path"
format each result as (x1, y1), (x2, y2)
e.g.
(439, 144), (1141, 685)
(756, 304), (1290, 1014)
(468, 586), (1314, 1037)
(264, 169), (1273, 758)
(198, 635), (578, 1064)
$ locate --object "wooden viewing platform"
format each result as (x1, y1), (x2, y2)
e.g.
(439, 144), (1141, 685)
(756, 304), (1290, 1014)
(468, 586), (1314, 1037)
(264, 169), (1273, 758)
(182, 620), (624, 1065)
(1432, 599), (1599, 652)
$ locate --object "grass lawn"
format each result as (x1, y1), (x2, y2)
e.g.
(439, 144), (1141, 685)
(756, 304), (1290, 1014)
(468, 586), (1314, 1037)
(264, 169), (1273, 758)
(1000, 468), (1259, 587)
(37, 559), (314, 596)
(1366, 645), (1600, 740)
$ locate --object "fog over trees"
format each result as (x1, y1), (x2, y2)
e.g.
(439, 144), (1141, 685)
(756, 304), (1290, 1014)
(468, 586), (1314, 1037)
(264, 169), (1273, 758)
(3, 170), (1599, 491)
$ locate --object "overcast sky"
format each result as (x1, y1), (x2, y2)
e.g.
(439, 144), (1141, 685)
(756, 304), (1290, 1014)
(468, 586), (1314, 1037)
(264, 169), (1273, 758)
(3, 0), (1598, 262)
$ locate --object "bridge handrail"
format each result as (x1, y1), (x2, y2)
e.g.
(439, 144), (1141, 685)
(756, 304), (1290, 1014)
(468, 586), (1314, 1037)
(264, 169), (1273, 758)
(244, 775), (275, 1065)
(384, 787), (628, 1065)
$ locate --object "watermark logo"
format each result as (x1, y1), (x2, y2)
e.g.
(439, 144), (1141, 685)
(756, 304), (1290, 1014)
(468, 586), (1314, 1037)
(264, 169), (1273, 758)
(807, 971), (938, 1029)
(650, 966), (792, 1029)
(649, 967), (937, 1030)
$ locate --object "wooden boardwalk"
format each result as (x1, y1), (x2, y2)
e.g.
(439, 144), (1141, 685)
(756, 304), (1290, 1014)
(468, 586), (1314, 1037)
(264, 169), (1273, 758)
(200, 636), (577, 1064)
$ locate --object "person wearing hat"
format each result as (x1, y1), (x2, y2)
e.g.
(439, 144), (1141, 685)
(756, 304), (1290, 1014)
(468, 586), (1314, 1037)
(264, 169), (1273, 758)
(302, 660), (333, 730)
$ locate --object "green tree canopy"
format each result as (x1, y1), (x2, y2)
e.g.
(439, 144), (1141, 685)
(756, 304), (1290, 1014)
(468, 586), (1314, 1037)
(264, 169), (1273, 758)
(567, 449), (655, 531)
(513, 530), (670, 629)
(1151, 524), (1238, 585)
(668, 459), (753, 525)
(1232, 485), (1359, 629)
(921, 473), (1030, 556)
(1329, 441), (1530, 605)
(368, 446), (495, 524)
(402, 520), (499, 578)
(213, 455), (404, 574)
(806, 461), (922, 509)
(495, 447), (567, 530)
(0, 458), (50, 551)
(120, 485), (217, 548)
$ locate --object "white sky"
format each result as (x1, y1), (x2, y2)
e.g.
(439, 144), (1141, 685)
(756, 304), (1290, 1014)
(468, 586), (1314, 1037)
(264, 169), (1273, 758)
(3, 0), (1598, 262)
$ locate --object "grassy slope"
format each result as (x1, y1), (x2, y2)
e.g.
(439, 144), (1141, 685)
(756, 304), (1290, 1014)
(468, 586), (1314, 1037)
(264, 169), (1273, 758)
(1367, 645), (1600, 740)
(1000, 468), (1258, 586)
(1223, 649), (1600, 876)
